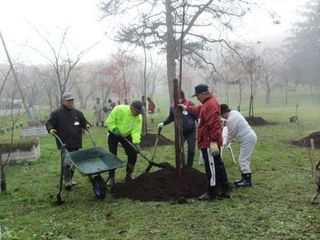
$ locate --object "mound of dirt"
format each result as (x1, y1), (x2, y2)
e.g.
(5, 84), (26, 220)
(141, 133), (174, 148)
(245, 116), (269, 126)
(111, 165), (206, 202)
(291, 131), (320, 149)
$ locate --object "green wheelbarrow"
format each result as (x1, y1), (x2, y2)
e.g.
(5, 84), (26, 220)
(54, 130), (125, 204)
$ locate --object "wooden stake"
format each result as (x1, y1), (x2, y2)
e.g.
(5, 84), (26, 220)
(173, 79), (183, 176)
(142, 96), (147, 135)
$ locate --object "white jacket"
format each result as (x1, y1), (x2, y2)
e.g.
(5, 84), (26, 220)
(224, 110), (255, 146)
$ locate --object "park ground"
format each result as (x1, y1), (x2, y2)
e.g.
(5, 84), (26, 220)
(0, 88), (320, 239)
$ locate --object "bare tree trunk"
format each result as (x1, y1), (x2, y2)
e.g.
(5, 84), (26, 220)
(238, 81), (242, 112)
(165, 0), (177, 104)
(142, 96), (147, 135)
(226, 83), (229, 105)
(75, 85), (86, 109)
(173, 79), (183, 176)
(249, 73), (254, 117)
(0, 160), (6, 192)
(265, 83), (271, 104)
(142, 42), (148, 135)
(285, 79), (288, 105)
(121, 64), (128, 101)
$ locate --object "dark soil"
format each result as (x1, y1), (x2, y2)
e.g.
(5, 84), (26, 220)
(111, 165), (206, 202)
(245, 116), (270, 126)
(291, 131), (320, 149)
(141, 133), (174, 148)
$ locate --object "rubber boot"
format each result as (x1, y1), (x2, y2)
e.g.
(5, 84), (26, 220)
(106, 171), (115, 187)
(198, 186), (216, 201)
(235, 173), (252, 187)
(64, 167), (74, 191)
(234, 174), (244, 184)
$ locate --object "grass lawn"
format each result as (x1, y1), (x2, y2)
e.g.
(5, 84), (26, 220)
(0, 92), (320, 239)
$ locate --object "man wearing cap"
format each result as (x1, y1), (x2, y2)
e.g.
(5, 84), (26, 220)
(179, 84), (230, 200)
(105, 100), (143, 186)
(46, 92), (91, 190)
(220, 104), (257, 187)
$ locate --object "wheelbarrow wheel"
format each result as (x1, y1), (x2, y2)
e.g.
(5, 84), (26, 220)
(92, 175), (107, 199)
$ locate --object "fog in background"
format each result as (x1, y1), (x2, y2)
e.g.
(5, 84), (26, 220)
(0, 0), (317, 113)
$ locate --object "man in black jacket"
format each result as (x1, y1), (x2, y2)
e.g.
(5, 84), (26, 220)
(46, 92), (91, 190)
(158, 90), (197, 167)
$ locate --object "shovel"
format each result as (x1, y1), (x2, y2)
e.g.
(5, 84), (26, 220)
(121, 135), (167, 171)
(145, 127), (162, 172)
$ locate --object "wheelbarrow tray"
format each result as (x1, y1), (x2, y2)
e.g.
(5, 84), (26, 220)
(67, 147), (125, 175)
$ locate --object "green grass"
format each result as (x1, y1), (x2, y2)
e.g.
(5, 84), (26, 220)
(1, 91), (320, 240)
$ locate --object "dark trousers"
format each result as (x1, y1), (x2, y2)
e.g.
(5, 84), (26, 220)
(201, 148), (228, 191)
(108, 132), (137, 174)
(63, 147), (78, 182)
(183, 131), (196, 168)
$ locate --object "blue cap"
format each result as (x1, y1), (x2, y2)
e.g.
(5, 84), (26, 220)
(192, 84), (209, 97)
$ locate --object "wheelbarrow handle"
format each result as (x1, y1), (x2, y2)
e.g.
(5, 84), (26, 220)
(86, 129), (96, 147)
(53, 133), (64, 146)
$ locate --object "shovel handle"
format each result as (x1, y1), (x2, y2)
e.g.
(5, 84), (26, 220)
(121, 137), (151, 163)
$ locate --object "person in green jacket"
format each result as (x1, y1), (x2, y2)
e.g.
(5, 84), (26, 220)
(105, 100), (143, 186)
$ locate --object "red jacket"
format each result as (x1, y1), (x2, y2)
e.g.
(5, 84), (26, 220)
(186, 94), (222, 149)
(148, 101), (156, 113)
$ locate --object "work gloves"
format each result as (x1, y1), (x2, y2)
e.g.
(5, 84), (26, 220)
(210, 142), (219, 156)
(49, 129), (57, 136)
(177, 104), (187, 110)
(158, 122), (164, 129)
(86, 124), (91, 130)
(112, 127), (121, 136)
(134, 143), (141, 153)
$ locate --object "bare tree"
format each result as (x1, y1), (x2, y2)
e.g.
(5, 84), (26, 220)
(0, 31), (32, 118)
(259, 47), (284, 104)
(0, 72), (22, 192)
(100, 0), (251, 103)
(28, 27), (97, 101)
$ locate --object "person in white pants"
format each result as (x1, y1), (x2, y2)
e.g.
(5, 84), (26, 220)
(220, 104), (257, 187)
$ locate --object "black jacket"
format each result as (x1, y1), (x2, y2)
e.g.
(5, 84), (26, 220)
(46, 106), (90, 150)
(163, 103), (197, 135)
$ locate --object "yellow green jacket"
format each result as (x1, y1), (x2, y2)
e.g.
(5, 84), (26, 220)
(106, 105), (142, 144)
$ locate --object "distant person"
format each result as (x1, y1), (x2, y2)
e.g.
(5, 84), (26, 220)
(46, 92), (91, 190)
(124, 98), (129, 105)
(93, 97), (103, 127)
(103, 99), (115, 117)
(105, 100), (143, 186)
(179, 84), (230, 200)
(147, 97), (156, 125)
(220, 104), (257, 187)
(158, 90), (197, 168)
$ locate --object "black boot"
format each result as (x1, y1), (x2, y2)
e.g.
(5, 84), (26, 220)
(218, 182), (230, 199)
(235, 173), (252, 187)
(198, 186), (216, 201)
(234, 174), (244, 184)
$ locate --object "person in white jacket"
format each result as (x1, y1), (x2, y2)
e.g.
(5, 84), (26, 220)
(220, 104), (257, 187)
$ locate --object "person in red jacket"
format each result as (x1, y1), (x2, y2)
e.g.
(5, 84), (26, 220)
(179, 84), (229, 200)
(147, 97), (156, 125)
